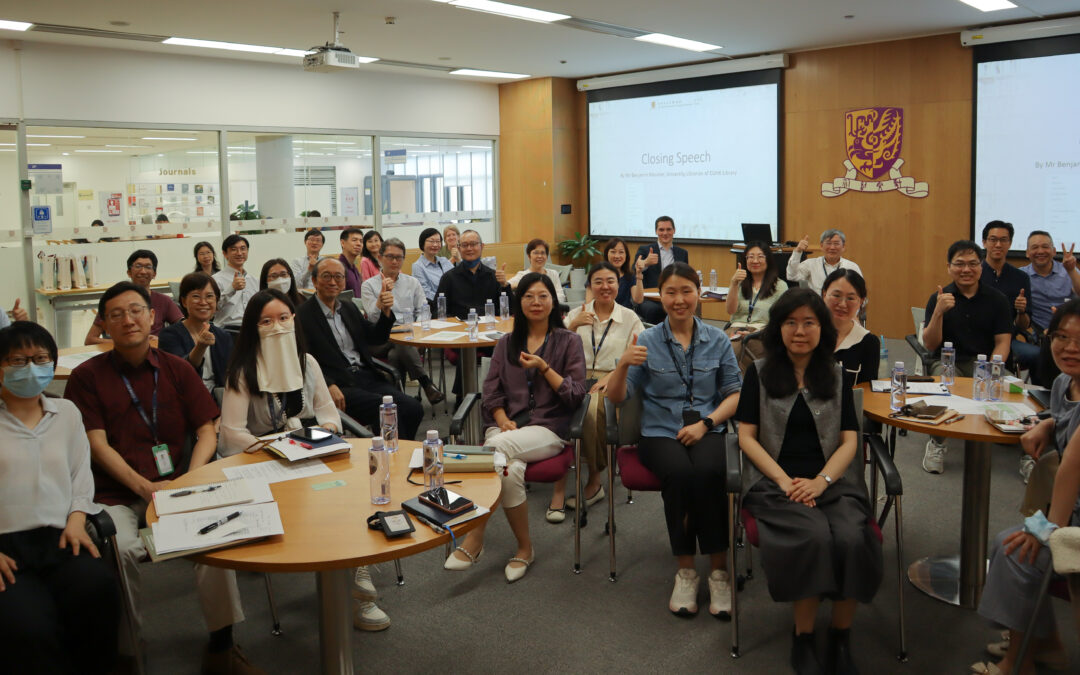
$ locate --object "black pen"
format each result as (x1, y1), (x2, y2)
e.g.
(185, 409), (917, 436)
(198, 511), (241, 535)
(170, 485), (222, 498)
(413, 513), (446, 533)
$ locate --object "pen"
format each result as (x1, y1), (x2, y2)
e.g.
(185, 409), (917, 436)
(289, 439), (313, 449)
(413, 514), (446, 533)
(945, 415), (966, 425)
(198, 511), (241, 535)
(169, 485), (222, 498)
(446, 453), (466, 460)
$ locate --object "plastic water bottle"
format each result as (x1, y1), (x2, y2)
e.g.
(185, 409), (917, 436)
(890, 361), (906, 412)
(369, 437), (390, 505)
(419, 303), (431, 331)
(400, 307), (413, 328)
(437, 293), (447, 320)
(989, 354), (1005, 401)
(709, 268), (718, 290)
(697, 270), (704, 287)
(422, 430), (444, 490)
(941, 341), (956, 388)
(484, 299), (495, 323)
(379, 395), (398, 453)
(972, 354), (989, 401)
(467, 308), (479, 341)
(499, 292), (510, 321)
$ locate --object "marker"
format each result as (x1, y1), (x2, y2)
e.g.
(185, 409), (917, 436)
(170, 485), (221, 498)
(944, 415), (966, 425)
(198, 511), (241, 535)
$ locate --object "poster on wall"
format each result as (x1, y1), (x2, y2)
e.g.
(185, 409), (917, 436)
(28, 164), (63, 195)
(341, 187), (359, 217)
(99, 191), (125, 227)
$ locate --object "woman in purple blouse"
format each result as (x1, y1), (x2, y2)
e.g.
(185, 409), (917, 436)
(443, 272), (586, 582)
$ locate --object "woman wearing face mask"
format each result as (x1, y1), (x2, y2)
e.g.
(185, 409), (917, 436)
(821, 269), (878, 387)
(0, 321), (120, 674)
(219, 290), (340, 457)
(159, 273), (234, 391)
(259, 258), (303, 308)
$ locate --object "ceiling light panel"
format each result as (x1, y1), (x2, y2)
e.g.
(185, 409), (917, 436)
(0, 20), (32, 31)
(142, 137), (197, 141)
(28, 134), (86, 139)
(164, 37), (310, 58)
(635, 33), (722, 52)
(446, 0), (569, 23)
(450, 68), (529, 78)
(957, 0), (1017, 10)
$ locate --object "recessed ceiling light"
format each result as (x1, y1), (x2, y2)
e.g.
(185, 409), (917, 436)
(0, 20), (32, 32)
(635, 33), (721, 52)
(163, 37), (313, 58)
(105, 144), (150, 148)
(450, 68), (529, 79)
(0, 142), (49, 147)
(294, 140), (356, 145)
(957, 0), (1017, 10)
(75, 149), (123, 153)
(142, 137), (198, 141)
(27, 134), (86, 139)
(444, 0), (569, 24)
(186, 151), (219, 154)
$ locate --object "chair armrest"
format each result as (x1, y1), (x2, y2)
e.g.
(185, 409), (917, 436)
(370, 358), (401, 387)
(724, 433), (742, 494)
(558, 303), (571, 315)
(569, 394), (590, 440)
(449, 392), (482, 439)
(604, 398), (619, 446)
(85, 509), (116, 545)
(904, 334), (932, 370)
(866, 433), (902, 495)
(338, 410), (373, 438)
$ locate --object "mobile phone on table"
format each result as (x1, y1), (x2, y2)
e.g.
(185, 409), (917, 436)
(289, 427), (333, 442)
(419, 487), (474, 515)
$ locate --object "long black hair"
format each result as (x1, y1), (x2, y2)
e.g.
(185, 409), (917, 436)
(739, 240), (780, 300)
(361, 230), (382, 269)
(759, 288), (838, 400)
(602, 238), (632, 278)
(259, 258), (303, 307)
(509, 272), (564, 362)
(193, 241), (220, 273)
(225, 289), (308, 397)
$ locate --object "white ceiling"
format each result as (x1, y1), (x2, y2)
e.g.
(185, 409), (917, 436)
(1, 0), (1079, 81)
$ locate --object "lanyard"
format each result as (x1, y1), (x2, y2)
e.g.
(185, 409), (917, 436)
(821, 258), (839, 278)
(121, 369), (159, 444)
(663, 321), (697, 405)
(525, 331), (552, 409)
(746, 286), (763, 323)
(267, 394), (285, 432)
(590, 315), (614, 370)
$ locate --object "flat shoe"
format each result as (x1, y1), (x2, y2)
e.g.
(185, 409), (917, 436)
(443, 545), (483, 571)
(986, 633), (1069, 669)
(970, 662), (1003, 675)
(505, 554), (534, 583)
(546, 507), (566, 523)
(566, 485), (606, 511)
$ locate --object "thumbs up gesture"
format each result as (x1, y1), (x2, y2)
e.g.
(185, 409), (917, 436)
(232, 270), (246, 291)
(1014, 288), (1028, 314)
(9, 298), (27, 323)
(796, 234), (810, 253)
(377, 274), (395, 314)
(731, 262), (747, 285)
(495, 262), (508, 286)
(621, 333), (648, 367)
(643, 249), (659, 268)
(634, 255), (646, 275)
(934, 285), (955, 316)
(569, 301), (595, 330)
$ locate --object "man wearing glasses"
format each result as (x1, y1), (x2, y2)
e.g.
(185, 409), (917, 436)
(920, 240), (1012, 474)
(360, 238), (444, 405)
(434, 229), (511, 320)
(1021, 231), (1080, 335)
(84, 249), (182, 345)
(66, 282), (261, 674)
(212, 234), (259, 327)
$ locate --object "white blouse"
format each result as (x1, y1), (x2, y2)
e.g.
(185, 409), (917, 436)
(565, 301), (644, 372)
(508, 268), (568, 303)
(219, 353), (342, 456)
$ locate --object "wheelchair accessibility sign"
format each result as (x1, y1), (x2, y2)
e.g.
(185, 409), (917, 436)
(32, 206), (52, 234)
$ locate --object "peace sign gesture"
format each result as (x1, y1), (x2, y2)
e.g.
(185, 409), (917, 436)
(1062, 242), (1077, 273)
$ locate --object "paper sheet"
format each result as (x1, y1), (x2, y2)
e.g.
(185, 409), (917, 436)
(153, 478), (273, 516)
(420, 331), (471, 342)
(222, 458), (331, 485)
(419, 319), (459, 329)
(408, 447), (506, 470)
(871, 380), (951, 395)
(152, 502), (284, 555)
(58, 352), (102, 370)
(907, 395), (1038, 417)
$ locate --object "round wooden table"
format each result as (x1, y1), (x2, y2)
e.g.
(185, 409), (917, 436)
(55, 336), (159, 380)
(389, 316), (513, 442)
(859, 377), (1043, 609)
(146, 439), (501, 674)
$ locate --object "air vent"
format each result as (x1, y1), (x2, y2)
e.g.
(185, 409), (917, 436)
(560, 17), (647, 39)
(30, 23), (167, 42)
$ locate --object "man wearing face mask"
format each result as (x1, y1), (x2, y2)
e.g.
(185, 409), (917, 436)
(361, 238), (444, 404)
(85, 250), (182, 345)
(0, 321), (120, 674)
(65, 282), (262, 674)
(298, 258), (423, 441)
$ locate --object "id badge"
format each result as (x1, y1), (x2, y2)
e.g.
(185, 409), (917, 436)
(682, 409), (701, 426)
(152, 443), (175, 477)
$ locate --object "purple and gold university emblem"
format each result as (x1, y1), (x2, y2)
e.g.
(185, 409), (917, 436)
(821, 106), (927, 198)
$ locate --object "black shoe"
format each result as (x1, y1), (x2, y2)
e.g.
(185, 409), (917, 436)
(423, 381), (446, 404)
(791, 629), (823, 675)
(825, 627), (858, 675)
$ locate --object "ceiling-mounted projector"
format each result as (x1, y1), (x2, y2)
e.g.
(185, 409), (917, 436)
(304, 48), (361, 72)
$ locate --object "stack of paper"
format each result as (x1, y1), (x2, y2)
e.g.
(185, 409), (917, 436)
(258, 431), (351, 462)
(151, 502), (284, 556)
(152, 478), (272, 516)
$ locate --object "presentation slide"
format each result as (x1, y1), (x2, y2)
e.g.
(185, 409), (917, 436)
(975, 51), (1080, 247)
(589, 83), (778, 243)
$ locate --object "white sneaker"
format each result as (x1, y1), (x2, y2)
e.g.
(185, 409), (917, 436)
(353, 601), (390, 632)
(707, 569), (732, 619)
(923, 438), (947, 474)
(352, 566), (377, 601)
(1019, 455), (1036, 484)
(669, 568), (700, 616)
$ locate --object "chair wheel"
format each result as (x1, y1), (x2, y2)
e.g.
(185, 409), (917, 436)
(271, 625), (283, 637)
(736, 576), (746, 591)
(898, 428), (907, 437)
(579, 512), (588, 528)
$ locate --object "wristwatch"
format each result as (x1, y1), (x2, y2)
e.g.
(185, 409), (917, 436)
(701, 417), (716, 430)
(817, 472), (832, 486)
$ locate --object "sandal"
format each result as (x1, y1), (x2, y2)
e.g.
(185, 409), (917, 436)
(970, 662), (1003, 675)
(546, 507), (566, 523)
(443, 545), (483, 571)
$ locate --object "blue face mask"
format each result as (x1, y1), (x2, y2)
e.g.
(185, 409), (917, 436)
(2, 362), (55, 399)
(463, 257), (482, 270)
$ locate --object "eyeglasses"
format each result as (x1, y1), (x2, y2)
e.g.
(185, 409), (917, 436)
(130, 263), (155, 271)
(459, 241), (481, 249)
(105, 305), (149, 322)
(781, 319), (820, 330)
(985, 237), (1012, 245)
(185, 293), (216, 303)
(826, 292), (861, 305)
(745, 255), (767, 262)
(267, 271), (290, 280)
(318, 273), (346, 282)
(227, 246), (249, 254)
(949, 261), (981, 269)
(5, 355), (52, 367)
(1050, 332), (1080, 348)
(381, 254), (405, 262)
(257, 314), (293, 328)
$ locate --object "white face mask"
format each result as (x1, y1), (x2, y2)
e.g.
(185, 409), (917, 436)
(268, 276), (292, 294)
(256, 318), (304, 393)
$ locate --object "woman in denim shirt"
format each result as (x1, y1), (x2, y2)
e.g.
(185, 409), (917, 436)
(608, 262), (741, 618)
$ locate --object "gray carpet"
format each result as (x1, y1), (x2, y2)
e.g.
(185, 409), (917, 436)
(126, 339), (1077, 674)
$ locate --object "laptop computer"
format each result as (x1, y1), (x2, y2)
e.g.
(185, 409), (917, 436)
(741, 223), (774, 246)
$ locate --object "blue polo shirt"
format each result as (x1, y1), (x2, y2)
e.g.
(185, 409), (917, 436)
(1021, 261), (1075, 330)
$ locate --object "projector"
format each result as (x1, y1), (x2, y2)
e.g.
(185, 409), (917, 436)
(303, 48), (361, 72)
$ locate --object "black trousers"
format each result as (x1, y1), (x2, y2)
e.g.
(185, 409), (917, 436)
(637, 299), (667, 325)
(341, 367), (424, 441)
(637, 434), (729, 556)
(0, 526), (119, 674)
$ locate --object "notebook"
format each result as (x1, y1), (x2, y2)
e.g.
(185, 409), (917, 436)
(258, 429), (351, 462)
(402, 496), (489, 529)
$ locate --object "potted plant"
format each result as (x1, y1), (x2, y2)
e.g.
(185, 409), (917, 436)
(558, 232), (601, 290)
(230, 201), (263, 220)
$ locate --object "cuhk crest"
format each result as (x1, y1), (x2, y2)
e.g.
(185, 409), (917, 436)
(821, 106), (927, 198)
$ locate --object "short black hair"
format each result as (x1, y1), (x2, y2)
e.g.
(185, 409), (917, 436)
(222, 234), (250, 253)
(304, 228), (325, 243)
(0, 321), (58, 364)
(658, 261), (698, 290)
(306, 209), (321, 217)
(1028, 230), (1053, 245)
(526, 238), (549, 256)
(981, 220), (1014, 241)
(760, 288), (838, 400)
(179, 272), (220, 302)
(155, 214), (170, 223)
(91, 219), (105, 227)
(127, 249), (157, 271)
(947, 240), (983, 263)
(98, 281), (151, 317)
(418, 227), (441, 250)
(822, 268), (867, 299)
(340, 227), (364, 242)
(655, 216), (675, 230)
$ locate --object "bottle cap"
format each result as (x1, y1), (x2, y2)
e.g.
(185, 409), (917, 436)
(383, 395), (394, 404)
(977, 354), (987, 361)
(371, 436), (384, 449)
(944, 342), (953, 348)
(894, 361), (904, 368)
(992, 354), (1003, 361)
(426, 429), (439, 440)
(439, 292), (445, 297)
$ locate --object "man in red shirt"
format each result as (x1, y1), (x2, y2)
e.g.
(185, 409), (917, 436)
(84, 249), (183, 345)
(66, 281), (262, 675)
